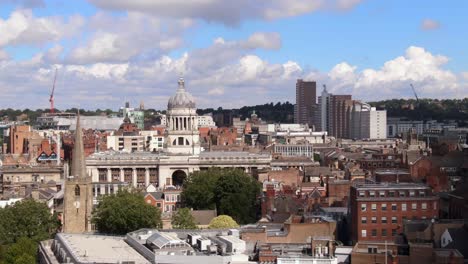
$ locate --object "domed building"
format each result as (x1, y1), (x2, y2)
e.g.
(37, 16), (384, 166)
(166, 77), (201, 155)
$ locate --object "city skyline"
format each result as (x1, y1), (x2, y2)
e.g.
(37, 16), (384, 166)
(1, 0), (467, 110)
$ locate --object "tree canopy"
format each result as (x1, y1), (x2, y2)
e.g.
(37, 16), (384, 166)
(208, 215), (239, 229)
(182, 168), (261, 224)
(0, 199), (60, 244)
(92, 189), (162, 235)
(0, 199), (60, 264)
(171, 208), (197, 229)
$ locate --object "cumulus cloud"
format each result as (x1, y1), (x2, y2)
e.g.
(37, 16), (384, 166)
(421, 19), (440, 31)
(67, 12), (191, 64)
(304, 46), (464, 100)
(243, 32), (282, 50)
(88, 0), (364, 24)
(0, 43), (466, 110)
(0, 9), (84, 47)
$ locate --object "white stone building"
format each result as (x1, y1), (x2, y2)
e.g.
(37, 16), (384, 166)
(86, 78), (271, 188)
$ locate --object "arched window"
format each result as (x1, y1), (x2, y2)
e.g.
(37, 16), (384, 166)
(74, 185), (80, 196)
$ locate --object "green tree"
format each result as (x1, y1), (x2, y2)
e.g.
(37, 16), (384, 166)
(92, 189), (162, 235)
(0, 199), (60, 244)
(182, 168), (261, 224)
(208, 215), (239, 229)
(171, 208), (197, 229)
(1, 237), (37, 264)
(214, 169), (261, 224)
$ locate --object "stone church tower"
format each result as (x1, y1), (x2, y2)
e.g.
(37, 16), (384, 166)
(63, 113), (93, 233)
(166, 77), (201, 155)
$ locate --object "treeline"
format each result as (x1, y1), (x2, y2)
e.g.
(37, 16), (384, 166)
(369, 98), (468, 126)
(2, 99), (467, 126)
(197, 101), (295, 123)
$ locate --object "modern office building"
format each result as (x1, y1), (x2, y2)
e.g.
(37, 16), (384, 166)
(350, 102), (387, 139)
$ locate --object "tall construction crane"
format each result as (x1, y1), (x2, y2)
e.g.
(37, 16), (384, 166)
(49, 68), (57, 114)
(410, 83), (423, 121)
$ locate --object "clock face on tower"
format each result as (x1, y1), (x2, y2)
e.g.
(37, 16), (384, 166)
(73, 201), (81, 209)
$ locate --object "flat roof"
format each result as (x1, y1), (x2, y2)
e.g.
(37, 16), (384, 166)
(57, 233), (149, 263)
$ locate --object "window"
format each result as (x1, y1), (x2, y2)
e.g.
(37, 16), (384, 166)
(433, 202), (437, 210)
(369, 191), (375, 197)
(419, 190), (426, 197)
(409, 191), (415, 197)
(392, 229), (397, 236)
(389, 191), (395, 197)
(402, 203), (407, 211)
(422, 203), (427, 210)
(382, 229), (387, 236)
(156, 203), (161, 208)
(165, 195), (170, 202)
(412, 203), (417, 210)
(379, 191), (385, 197)
(359, 191), (365, 197)
(361, 204), (367, 211)
(372, 217), (377, 224)
(368, 247), (377, 253)
(382, 217), (387, 224)
(74, 185), (80, 196)
(361, 217), (367, 224)
(382, 203), (387, 211)
(392, 217), (397, 224)
(372, 229), (377, 237)
(362, 230), (367, 238)
(392, 204), (397, 211)
(371, 204), (377, 211)
(399, 191), (406, 197)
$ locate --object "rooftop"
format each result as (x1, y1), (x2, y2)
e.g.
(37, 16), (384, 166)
(57, 233), (149, 263)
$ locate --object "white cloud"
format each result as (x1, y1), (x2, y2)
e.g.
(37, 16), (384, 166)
(0, 44), (466, 110)
(67, 12), (191, 64)
(0, 49), (10, 60)
(0, 9), (84, 47)
(207, 87), (224, 95)
(88, 0), (364, 24)
(421, 19), (440, 31)
(243, 32), (282, 50)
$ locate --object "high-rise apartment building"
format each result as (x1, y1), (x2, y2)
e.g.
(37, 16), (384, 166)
(294, 79), (317, 128)
(350, 102), (387, 139)
(350, 183), (439, 244)
(317, 86), (352, 138)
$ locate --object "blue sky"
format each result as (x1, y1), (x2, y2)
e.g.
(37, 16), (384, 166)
(0, 0), (467, 110)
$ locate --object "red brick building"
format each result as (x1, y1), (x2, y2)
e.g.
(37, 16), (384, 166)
(351, 183), (439, 243)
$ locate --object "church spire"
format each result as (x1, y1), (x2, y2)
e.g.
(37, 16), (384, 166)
(71, 111), (87, 179)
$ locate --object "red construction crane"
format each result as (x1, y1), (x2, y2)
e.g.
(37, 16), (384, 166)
(49, 68), (57, 114)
